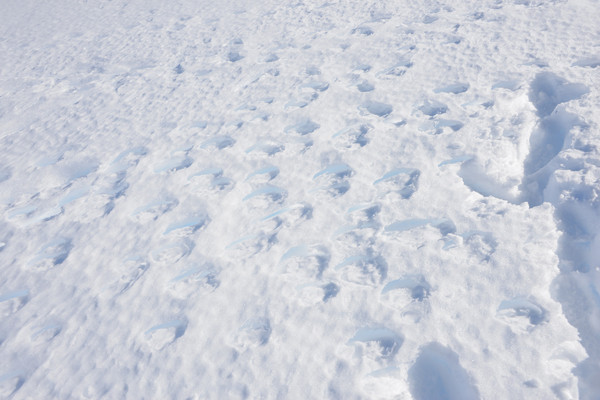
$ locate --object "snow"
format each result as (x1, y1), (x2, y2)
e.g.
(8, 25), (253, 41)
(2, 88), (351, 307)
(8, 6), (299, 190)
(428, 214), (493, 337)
(1, 0), (600, 398)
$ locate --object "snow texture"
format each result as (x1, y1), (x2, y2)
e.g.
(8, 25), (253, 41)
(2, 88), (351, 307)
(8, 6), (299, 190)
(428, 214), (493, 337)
(1, 0), (600, 399)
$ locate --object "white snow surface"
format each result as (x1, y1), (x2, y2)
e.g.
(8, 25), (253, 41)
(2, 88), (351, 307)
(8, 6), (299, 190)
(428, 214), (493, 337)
(1, 0), (600, 399)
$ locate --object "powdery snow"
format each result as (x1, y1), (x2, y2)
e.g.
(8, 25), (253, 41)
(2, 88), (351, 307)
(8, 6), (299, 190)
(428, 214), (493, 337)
(1, 0), (600, 399)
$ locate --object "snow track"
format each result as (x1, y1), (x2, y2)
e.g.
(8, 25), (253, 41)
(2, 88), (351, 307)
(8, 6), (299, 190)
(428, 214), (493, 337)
(1, 0), (600, 398)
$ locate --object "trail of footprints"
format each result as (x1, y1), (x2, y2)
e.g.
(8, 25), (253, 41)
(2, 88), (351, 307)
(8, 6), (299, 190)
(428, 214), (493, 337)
(2, 3), (595, 396)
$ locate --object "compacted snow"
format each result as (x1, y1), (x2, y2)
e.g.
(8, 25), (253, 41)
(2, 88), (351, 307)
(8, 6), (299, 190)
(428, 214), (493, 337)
(1, 0), (600, 398)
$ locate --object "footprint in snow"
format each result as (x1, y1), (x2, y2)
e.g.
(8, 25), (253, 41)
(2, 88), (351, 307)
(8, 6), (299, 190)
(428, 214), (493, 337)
(260, 202), (313, 228)
(434, 82), (469, 94)
(28, 238), (72, 271)
(380, 275), (432, 322)
(0, 290), (29, 317)
(0, 371), (25, 398)
(285, 119), (320, 136)
(374, 168), (421, 199)
(312, 163), (353, 197)
(150, 239), (193, 265)
(144, 319), (188, 350)
(168, 263), (220, 299)
(105, 256), (149, 296)
(245, 140), (285, 157)
(188, 168), (235, 194)
(245, 165), (279, 185)
(332, 124), (371, 150)
(200, 135), (236, 150)
(356, 80), (374, 92)
(348, 327), (403, 362)
(226, 231), (278, 258)
(334, 253), (387, 286)
(279, 244), (330, 281)
(496, 297), (548, 333)
(130, 197), (178, 224)
(284, 281), (339, 307)
(359, 101), (393, 118)
(243, 184), (287, 210)
(30, 323), (62, 344)
(408, 342), (480, 400)
(163, 212), (210, 237)
(233, 317), (271, 351)
(333, 204), (381, 240)
(419, 99), (448, 117)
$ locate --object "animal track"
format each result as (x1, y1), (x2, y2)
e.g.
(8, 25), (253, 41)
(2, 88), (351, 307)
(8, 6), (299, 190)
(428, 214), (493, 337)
(144, 319), (188, 350)
(334, 253), (387, 286)
(234, 317), (271, 350)
(348, 327), (403, 361)
(280, 245), (330, 280)
(497, 297), (547, 332)
(374, 168), (420, 199)
(29, 238), (72, 270)
(408, 342), (480, 400)
(0, 290), (29, 317)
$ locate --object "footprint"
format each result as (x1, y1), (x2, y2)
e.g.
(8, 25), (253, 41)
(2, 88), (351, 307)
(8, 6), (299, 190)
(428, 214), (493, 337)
(29, 238), (72, 270)
(264, 53), (279, 63)
(305, 66), (321, 75)
(280, 245), (330, 280)
(0, 290), (29, 317)
(345, 203), (381, 227)
(377, 57), (413, 78)
(154, 154), (193, 173)
(144, 319), (187, 350)
(382, 275), (431, 302)
(360, 101), (393, 117)
(335, 253), (387, 286)
(261, 203), (313, 227)
(380, 275), (431, 321)
(419, 99), (448, 116)
(287, 282), (338, 306)
(351, 26), (374, 36)
(385, 218), (456, 235)
(200, 135), (236, 150)
(374, 168), (420, 199)
(245, 165), (279, 184)
(301, 81), (329, 92)
(0, 371), (25, 398)
(109, 146), (148, 173)
(150, 239), (193, 265)
(110, 257), (149, 295)
(356, 81), (374, 92)
(348, 327), (403, 361)
(245, 140), (285, 156)
(31, 323), (62, 343)
(234, 317), (271, 350)
(131, 197), (178, 223)
(334, 204), (381, 239)
(163, 213), (210, 236)
(285, 119), (320, 135)
(496, 297), (548, 332)
(226, 232), (277, 258)
(492, 80), (521, 91)
(312, 163), (353, 197)
(528, 72), (588, 118)
(243, 185), (287, 209)
(168, 263), (220, 298)
(572, 56), (600, 68)
(322, 282), (340, 302)
(332, 124), (371, 149)
(408, 342), (480, 400)
(462, 231), (497, 262)
(434, 82), (469, 94)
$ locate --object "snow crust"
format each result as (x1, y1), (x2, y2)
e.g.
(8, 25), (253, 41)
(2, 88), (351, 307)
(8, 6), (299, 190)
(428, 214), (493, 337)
(1, 0), (600, 398)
